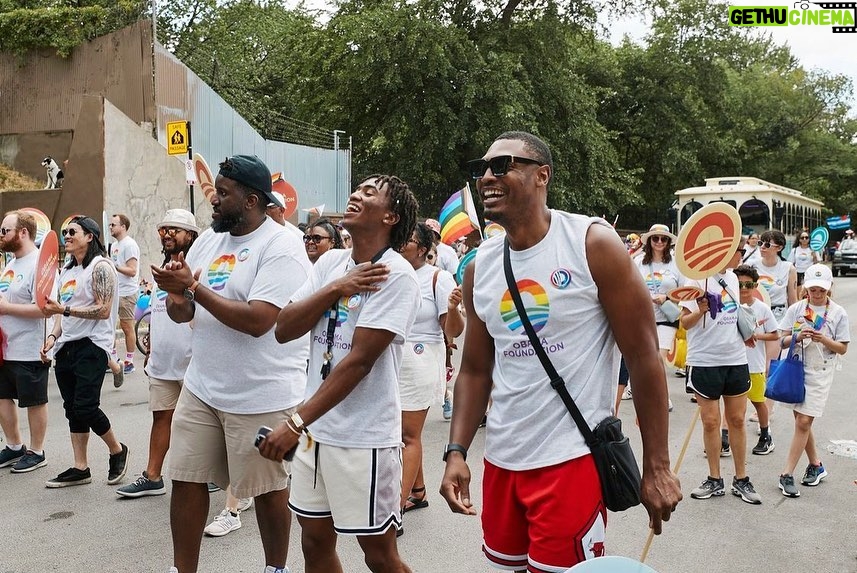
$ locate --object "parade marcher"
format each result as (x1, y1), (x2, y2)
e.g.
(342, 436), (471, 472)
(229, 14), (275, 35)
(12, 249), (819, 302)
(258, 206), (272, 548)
(115, 209), (199, 498)
(788, 231), (821, 295)
(777, 264), (849, 498)
(152, 155), (311, 573)
(742, 232), (762, 267)
(0, 211), (53, 472)
(266, 174), (419, 573)
(635, 223), (685, 411)
(303, 217), (343, 264)
(681, 239), (762, 504)
(439, 131), (681, 571)
(734, 265), (779, 455)
(41, 216), (129, 488)
(109, 214), (141, 374)
(424, 218), (459, 275)
(398, 222), (464, 516)
(752, 230), (797, 323)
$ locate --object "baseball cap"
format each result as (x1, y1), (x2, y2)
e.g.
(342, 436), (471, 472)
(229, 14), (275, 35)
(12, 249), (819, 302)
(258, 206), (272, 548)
(72, 216), (106, 251)
(267, 191), (285, 209)
(218, 155), (279, 207)
(803, 264), (832, 290)
(159, 209), (199, 233)
(425, 218), (441, 236)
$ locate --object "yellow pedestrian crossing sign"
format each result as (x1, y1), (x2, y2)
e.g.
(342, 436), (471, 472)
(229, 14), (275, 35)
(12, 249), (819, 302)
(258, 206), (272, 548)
(167, 121), (189, 155)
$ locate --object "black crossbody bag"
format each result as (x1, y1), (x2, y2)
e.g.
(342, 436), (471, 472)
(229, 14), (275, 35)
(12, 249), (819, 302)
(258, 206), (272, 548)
(502, 239), (642, 512)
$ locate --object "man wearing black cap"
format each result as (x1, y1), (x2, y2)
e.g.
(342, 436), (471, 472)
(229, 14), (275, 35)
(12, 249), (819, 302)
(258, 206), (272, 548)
(152, 155), (311, 573)
(41, 216), (130, 489)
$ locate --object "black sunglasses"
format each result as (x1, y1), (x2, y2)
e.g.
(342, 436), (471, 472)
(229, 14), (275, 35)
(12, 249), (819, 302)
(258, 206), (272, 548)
(303, 234), (331, 244)
(61, 228), (80, 237)
(799, 236), (809, 240)
(650, 236), (670, 244)
(0, 227), (16, 235)
(466, 155), (545, 179)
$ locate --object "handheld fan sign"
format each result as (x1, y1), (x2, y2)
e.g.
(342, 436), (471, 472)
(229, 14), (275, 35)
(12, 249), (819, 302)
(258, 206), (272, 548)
(566, 556), (658, 572)
(35, 230), (59, 310)
(20, 207), (51, 247)
(666, 286), (704, 303)
(455, 249), (477, 285)
(809, 226), (829, 252)
(271, 172), (299, 219)
(675, 203), (742, 280)
(194, 153), (217, 202)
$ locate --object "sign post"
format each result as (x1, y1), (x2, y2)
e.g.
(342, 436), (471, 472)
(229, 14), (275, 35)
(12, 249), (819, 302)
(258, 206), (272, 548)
(167, 120), (195, 214)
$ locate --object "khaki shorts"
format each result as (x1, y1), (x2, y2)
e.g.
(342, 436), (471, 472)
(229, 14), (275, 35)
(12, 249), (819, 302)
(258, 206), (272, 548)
(289, 439), (402, 536)
(149, 376), (182, 411)
(118, 295), (137, 321)
(169, 388), (294, 498)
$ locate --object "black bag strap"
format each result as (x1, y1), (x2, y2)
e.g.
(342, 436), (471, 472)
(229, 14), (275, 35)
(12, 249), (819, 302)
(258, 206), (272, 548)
(502, 239), (597, 447)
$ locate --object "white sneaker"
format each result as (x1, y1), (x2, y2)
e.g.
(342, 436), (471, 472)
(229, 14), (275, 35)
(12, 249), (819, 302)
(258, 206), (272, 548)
(668, 398), (674, 412)
(204, 509), (242, 537)
(263, 567), (290, 573)
(621, 388), (633, 400)
(237, 497), (254, 512)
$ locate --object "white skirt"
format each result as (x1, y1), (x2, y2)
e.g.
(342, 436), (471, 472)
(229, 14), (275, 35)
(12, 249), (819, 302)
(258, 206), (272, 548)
(782, 342), (837, 418)
(398, 341), (445, 411)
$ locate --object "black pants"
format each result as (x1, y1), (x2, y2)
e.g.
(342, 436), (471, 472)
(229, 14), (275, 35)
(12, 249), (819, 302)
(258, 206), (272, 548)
(55, 338), (112, 435)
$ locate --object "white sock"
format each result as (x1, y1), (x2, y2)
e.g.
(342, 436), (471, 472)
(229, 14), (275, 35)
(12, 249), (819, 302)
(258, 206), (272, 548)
(6, 443), (23, 450)
(125, 353), (134, 362)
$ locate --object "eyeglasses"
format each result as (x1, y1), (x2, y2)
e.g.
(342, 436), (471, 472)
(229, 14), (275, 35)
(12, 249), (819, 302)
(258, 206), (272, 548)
(0, 227), (15, 235)
(466, 155), (545, 179)
(761, 241), (781, 249)
(303, 234), (331, 244)
(650, 236), (670, 244)
(799, 236), (809, 240)
(61, 228), (79, 237)
(158, 227), (184, 238)
(738, 281), (757, 289)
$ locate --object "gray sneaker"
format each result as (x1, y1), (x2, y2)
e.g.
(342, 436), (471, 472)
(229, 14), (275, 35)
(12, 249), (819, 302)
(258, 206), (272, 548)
(11, 450), (47, 473)
(779, 474), (800, 498)
(0, 445), (26, 468)
(690, 476), (725, 499)
(801, 463), (828, 486)
(113, 368), (125, 388)
(116, 471), (165, 497)
(731, 476), (762, 505)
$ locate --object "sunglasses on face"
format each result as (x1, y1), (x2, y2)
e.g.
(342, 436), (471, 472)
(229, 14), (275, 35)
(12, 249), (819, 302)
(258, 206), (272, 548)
(0, 227), (16, 235)
(158, 227), (184, 238)
(761, 241), (780, 249)
(650, 236), (670, 244)
(800, 236), (809, 240)
(61, 228), (80, 237)
(466, 155), (545, 179)
(738, 281), (757, 289)
(303, 234), (331, 244)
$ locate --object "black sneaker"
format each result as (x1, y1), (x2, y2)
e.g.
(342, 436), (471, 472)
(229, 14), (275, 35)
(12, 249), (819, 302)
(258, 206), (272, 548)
(690, 476), (725, 499)
(720, 439), (731, 458)
(0, 445), (26, 468)
(46, 467), (92, 488)
(752, 435), (775, 455)
(801, 463), (828, 486)
(107, 443), (130, 485)
(11, 450), (47, 473)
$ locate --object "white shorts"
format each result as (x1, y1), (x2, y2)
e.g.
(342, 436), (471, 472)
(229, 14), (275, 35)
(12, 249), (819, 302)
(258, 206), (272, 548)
(398, 341), (445, 411)
(289, 438), (402, 536)
(656, 325), (677, 351)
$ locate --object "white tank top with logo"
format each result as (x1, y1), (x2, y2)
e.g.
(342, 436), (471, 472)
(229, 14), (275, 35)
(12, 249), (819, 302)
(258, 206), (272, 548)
(54, 256), (119, 356)
(473, 211), (617, 471)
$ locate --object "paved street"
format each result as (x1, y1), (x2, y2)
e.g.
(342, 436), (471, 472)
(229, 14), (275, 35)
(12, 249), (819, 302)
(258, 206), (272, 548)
(3, 277), (857, 572)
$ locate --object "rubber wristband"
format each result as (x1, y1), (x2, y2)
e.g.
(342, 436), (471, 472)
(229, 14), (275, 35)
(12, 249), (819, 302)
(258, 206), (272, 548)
(47, 333), (57, 341)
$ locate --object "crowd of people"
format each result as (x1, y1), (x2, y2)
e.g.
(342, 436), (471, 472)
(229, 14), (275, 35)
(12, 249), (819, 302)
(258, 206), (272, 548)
(0, 132), (849, 573)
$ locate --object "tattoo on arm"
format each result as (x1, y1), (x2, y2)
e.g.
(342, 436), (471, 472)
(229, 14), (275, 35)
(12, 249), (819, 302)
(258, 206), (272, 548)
(73, 262), (115, 319)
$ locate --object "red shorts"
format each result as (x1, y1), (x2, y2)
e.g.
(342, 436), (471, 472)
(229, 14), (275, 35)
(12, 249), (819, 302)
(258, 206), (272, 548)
(482, 455), (607, 572)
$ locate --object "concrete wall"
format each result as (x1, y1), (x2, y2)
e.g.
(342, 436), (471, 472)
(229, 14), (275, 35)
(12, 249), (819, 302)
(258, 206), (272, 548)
(103, 99), (199, 282)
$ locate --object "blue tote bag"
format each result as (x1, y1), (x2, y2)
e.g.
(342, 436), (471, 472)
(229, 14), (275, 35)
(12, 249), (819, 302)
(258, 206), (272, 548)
(765, 334), (805, 404)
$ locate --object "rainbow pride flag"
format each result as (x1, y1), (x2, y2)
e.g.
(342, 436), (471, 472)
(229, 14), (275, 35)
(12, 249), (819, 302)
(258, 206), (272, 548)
(439, 184), (481, 245)
(803, 305), (826, 330)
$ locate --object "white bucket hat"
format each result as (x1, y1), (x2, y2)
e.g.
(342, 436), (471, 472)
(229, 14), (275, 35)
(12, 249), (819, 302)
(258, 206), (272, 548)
(159, 209), (199, 234)
(640, 223), (677, 244)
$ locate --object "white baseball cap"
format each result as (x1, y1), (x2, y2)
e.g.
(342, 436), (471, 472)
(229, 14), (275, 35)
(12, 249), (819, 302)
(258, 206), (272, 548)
(803, 264), (832, 290)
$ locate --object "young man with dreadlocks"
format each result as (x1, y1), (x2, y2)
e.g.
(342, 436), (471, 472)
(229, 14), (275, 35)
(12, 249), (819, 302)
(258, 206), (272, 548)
(116, 209), (199, 498)
(264, 175), (419, 573)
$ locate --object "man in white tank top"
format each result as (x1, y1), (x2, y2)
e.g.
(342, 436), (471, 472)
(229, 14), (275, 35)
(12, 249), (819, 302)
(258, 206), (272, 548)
(439, 132), (682, 572)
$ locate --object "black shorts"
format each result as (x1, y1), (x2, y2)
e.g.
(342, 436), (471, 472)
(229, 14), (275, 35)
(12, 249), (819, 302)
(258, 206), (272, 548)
(0, 360), (50, 407)
(617, 357), (629, 386)
(796, 272), (805, 286)
(686, 364), (750, 400)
